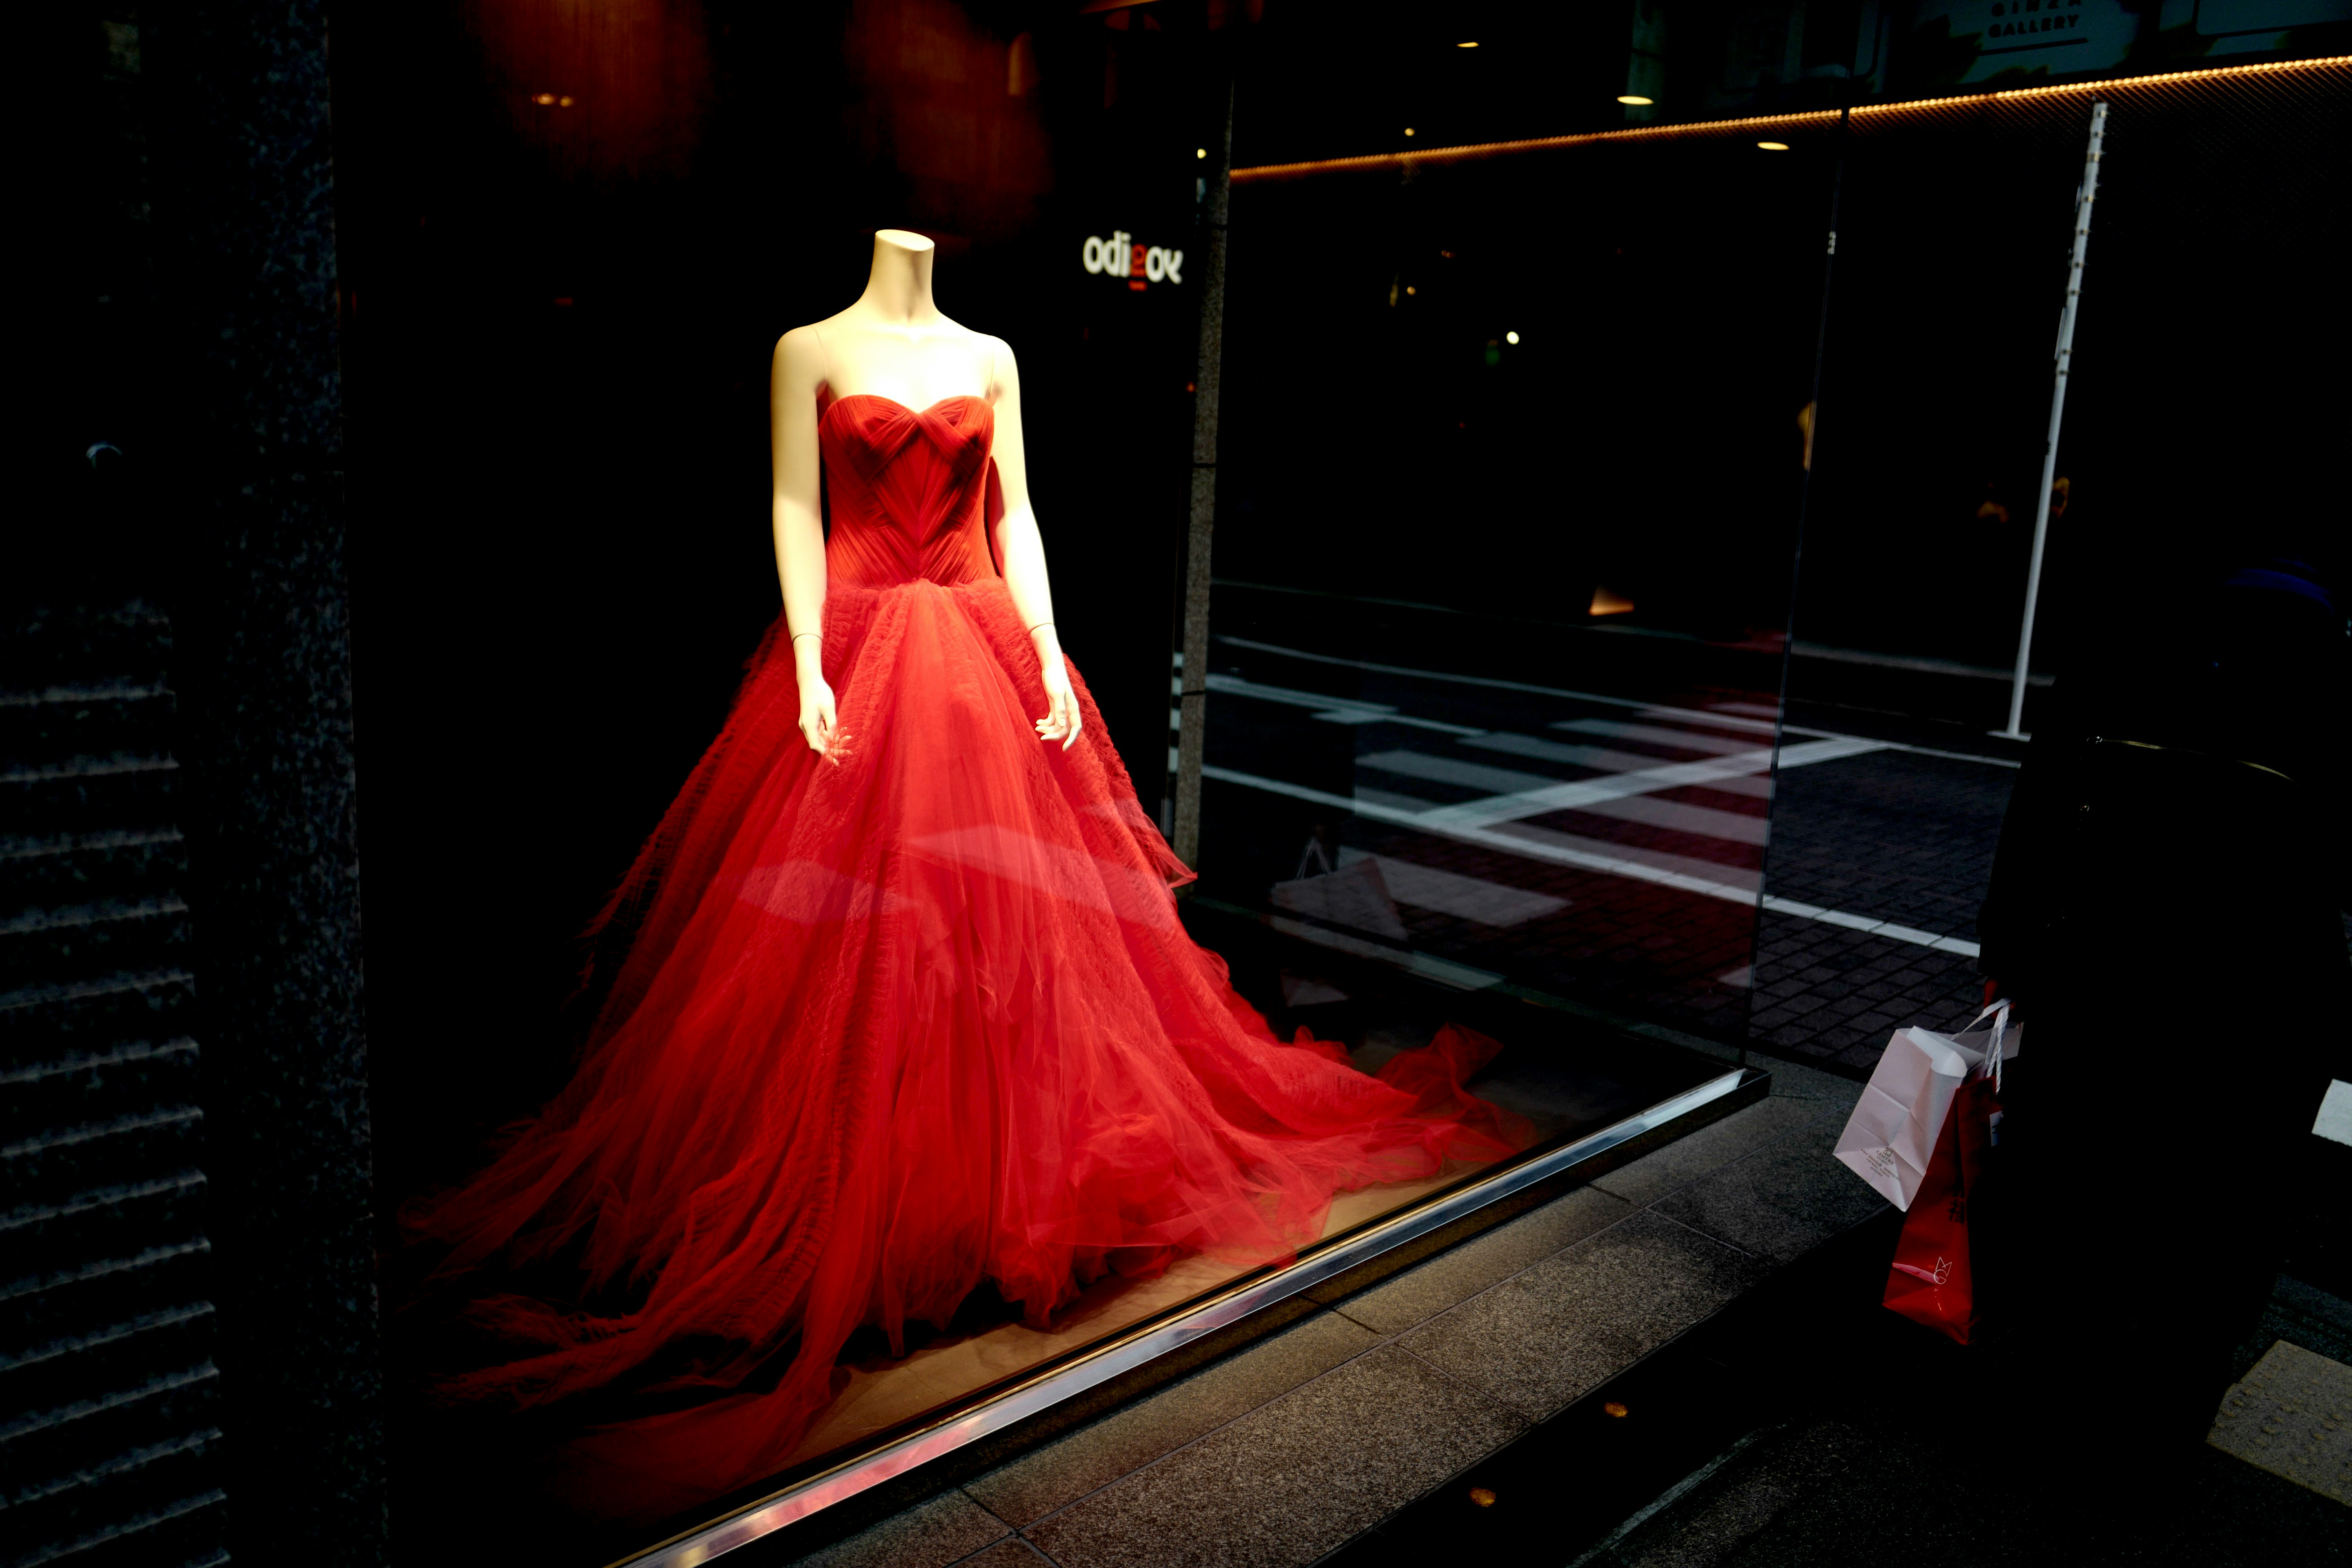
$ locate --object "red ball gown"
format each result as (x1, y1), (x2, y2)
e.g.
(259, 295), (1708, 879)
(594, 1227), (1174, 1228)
(408, 388), (1526, 1510)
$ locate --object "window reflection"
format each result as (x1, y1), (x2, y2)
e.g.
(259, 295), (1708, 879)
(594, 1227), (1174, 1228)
(1200, 128), (1834, 1035)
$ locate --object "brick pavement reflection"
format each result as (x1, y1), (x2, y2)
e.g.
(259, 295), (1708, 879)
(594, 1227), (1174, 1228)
(1748, 750), (2015, 1072)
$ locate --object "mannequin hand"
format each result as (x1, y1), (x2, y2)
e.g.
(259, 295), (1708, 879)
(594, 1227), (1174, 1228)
(798, 675), (845, 762)
(1035, 654), (1082, 752)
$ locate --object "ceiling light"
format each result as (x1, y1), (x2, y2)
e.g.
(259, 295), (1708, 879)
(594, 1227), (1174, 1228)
(1617, 94), (1653, 105)
(1457, 40), (1479, 48)
(1505, 330), (1520, 345)
(1757, 140), (1790, 151)
(1403, 127), (1416, 137)
(1196, 147), (1207, 158)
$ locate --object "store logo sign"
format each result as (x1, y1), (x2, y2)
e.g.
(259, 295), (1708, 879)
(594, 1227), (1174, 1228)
(1985, 0), (2084, 41)
(1082, 230), (1185, 291)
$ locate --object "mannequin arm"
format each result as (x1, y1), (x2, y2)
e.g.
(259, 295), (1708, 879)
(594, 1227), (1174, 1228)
(987, 339), (1081, 750)
(771, 328), (838, 755)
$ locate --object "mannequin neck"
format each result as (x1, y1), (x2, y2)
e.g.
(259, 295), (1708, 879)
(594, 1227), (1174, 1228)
(856, 230), (941, 325)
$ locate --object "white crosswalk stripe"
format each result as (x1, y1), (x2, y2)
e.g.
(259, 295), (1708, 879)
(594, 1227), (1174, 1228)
(1357, 750), (1557, 796)
(1201, 650), (1981, 954)
(1202, 673), (1391, 720)
(1202, 674), (1487, 735)
(1569, 792), (1770, 847)
(1548, 717), (1768, 756)
(1642, 705), (1782, 736)
(1462, 733), (1776, 797)
(1418, 738), (1883, 830)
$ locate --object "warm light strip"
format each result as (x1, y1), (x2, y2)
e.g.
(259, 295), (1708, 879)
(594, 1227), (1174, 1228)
(1231, 110), (1840, 183)
(1230, 55), (2351, 183)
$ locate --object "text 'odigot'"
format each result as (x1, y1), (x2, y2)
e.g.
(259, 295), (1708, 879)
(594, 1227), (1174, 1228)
(1081, 230), (1185, 289)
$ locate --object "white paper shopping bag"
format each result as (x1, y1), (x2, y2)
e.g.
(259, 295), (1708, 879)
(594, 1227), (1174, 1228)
(1833, 1002), (2011, 1210)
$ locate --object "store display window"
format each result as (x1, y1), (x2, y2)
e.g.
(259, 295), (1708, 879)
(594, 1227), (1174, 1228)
(333, 1), (2344, 1560)
(343, 9), (1765, 1559)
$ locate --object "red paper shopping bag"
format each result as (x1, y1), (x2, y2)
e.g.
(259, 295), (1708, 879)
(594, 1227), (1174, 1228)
(1882, 1069), (1999, 1344)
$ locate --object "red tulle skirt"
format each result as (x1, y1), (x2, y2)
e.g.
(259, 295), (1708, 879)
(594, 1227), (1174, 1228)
(406, 575), (1527, 1512)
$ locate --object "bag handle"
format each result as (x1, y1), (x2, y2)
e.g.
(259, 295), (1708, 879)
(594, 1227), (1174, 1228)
(1959, 998), (2011, 1094)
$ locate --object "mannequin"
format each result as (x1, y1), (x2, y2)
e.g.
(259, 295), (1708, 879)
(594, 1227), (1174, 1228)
(770, 229), (1078, 758)
(403, 229), (1527, 1520)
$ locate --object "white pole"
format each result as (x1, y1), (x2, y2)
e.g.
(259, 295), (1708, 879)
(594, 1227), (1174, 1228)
(1999, 100), (2107, 741)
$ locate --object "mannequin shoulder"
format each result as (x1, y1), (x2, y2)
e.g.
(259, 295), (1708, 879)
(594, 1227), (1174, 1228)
(772, 322), (829, 376)
(976, 333), (1022, 394)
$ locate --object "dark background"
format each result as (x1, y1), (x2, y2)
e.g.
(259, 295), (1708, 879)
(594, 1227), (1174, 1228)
(1211, 132), (1834, 635)
(1208, 50), (2350, 702)
(1799, 71), (2351, 682)
(332, 0), (1235, 1198)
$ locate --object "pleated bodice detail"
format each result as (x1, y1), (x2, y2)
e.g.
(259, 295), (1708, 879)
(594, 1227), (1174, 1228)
(819, 392), (998, 588)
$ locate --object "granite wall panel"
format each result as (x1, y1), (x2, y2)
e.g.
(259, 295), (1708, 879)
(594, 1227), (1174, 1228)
(141, 2), (385, 1561)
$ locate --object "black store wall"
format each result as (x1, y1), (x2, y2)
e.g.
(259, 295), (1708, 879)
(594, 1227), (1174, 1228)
(1797, 65), (2352, 695)
(335, 1), (1229, 1200)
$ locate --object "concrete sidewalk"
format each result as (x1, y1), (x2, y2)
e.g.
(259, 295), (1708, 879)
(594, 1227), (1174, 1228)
(1568, 1264), (2352, 1568)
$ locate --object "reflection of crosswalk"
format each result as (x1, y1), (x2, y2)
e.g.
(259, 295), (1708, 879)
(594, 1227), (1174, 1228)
(1201, 674), (1484, 735)
(1551, 717), (1764, 756)
(1336, 848), (1568, 927)
(1463, 733), (1773, 797)
(1268, 847), (1570, 940)
(1424, 737), (1879, 828)
(1200, 639), (1985, 958)
(1562, 792), (1769, 847)
(1356, 750), (1557, 797)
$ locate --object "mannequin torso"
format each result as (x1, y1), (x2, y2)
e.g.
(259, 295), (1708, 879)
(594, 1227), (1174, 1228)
(770, 230), (1076, 757)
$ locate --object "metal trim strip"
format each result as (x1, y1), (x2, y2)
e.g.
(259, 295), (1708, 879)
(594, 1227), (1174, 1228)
(620, 1065), (1755, 1568)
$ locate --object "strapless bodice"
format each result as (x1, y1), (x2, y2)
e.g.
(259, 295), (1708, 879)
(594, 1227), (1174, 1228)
(819, 392), (1000, 588)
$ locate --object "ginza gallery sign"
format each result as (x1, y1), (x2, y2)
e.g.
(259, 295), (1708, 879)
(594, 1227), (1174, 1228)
(1082, 231), (1185, 291)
